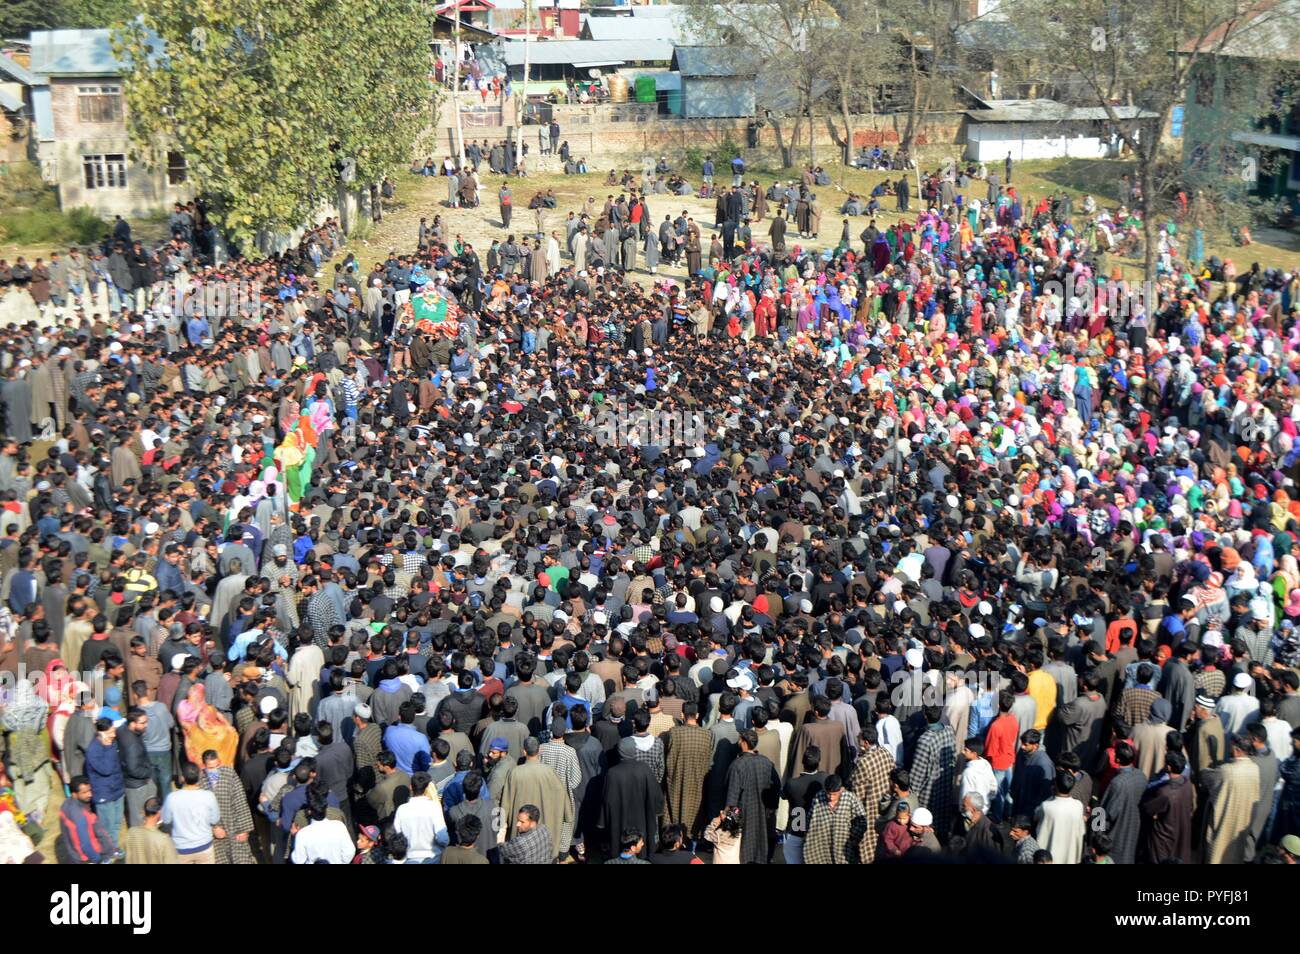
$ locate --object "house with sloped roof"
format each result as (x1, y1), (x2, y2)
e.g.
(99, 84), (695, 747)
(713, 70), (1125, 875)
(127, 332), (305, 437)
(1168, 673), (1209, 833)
(29, 28), (190, 218)
(963, 99), (1157, 162)
(671, 46), (755, 118)
(579, 10), (699, 45)
(436, 0), (582, 38)
(1179, 0), (1300, 202)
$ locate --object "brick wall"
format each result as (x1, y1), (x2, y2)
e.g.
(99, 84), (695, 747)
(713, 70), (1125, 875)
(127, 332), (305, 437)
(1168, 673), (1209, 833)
(431, 110), (966, 167)
(49, 76), (192, 217)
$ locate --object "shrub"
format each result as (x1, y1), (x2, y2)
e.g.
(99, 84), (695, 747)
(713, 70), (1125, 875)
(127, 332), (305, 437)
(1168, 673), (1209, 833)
(684, 136), (743, 175)
(0, 201), (107, 248)
(0, 165), (108, 247)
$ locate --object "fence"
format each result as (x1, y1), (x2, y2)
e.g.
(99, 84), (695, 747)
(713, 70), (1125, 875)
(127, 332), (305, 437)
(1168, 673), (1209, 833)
(427, 109), (966, 164)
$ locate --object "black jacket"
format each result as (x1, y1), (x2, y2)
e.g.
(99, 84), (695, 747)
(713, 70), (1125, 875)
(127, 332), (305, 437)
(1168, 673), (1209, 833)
(961, 814), (1006, 858)
(118, 726), (153, 788)
(128, 250), (152, 289)
(107, 251), (133, 291)
(437, 690), (486, 736)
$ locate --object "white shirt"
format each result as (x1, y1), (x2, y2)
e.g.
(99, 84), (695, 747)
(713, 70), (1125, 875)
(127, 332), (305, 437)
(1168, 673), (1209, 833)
(291, 819), (354, 865)
(876, 715), (903, 765)
(1263, 717), (1292, 775)
(679, 506), (703, 531)
(895, 553), (925, 583)
(959, 756), (997, 809)
(1035, 794), (1087, 865)
(1217, 694), (1260, 736)
(394, 795), (449, 862)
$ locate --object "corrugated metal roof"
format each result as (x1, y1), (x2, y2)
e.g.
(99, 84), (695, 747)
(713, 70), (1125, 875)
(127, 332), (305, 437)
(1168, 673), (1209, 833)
(0, 53), (40, 86)
(29, 29), (131, 76)
(965, 99), (1157, 123)
(1184, 0), (1300, 61)
(498, 38), (674, 66)
(581, 16), (696, 43)
(492, 0), (580, 8)
(629, 6), (684, 17)
(954, 17), (1046, 52)
(671, 45), (756, 77)
(633, 5), (826, 59)
(630, 4), (760, 20)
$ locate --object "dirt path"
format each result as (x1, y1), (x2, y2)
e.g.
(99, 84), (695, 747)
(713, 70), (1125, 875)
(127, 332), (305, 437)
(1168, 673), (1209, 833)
(336, 156), (914, 285)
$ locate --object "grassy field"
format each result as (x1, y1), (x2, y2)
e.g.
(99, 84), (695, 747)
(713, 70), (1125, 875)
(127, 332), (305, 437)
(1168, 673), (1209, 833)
(334, 147), (1300, 285)
(0, 161), (175, 263)
(6, 150), (1295, 280)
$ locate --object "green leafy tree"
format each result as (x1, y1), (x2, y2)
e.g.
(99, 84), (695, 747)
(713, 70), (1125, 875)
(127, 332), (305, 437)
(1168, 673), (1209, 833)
(63, 0), (137, 28)
(314, 0), (437, 188)
(115, 0), (434, 247)
(0, 0), (63, 37)
(1, 0), (135, 39)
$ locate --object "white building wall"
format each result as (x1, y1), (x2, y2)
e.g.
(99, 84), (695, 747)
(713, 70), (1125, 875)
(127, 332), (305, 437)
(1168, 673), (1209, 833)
(965, 122), (1111, 162)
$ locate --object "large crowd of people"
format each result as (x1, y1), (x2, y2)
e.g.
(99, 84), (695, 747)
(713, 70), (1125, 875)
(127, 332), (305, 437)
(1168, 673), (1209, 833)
(0, 145), (1298, 867)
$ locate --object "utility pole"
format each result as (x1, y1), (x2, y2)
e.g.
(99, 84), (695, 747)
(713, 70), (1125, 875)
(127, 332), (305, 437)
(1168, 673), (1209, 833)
(451, 4), (467, 168)
(890, 393), (900, 502)
(914, 153), (922, 214)
(515, 0), (532, 168)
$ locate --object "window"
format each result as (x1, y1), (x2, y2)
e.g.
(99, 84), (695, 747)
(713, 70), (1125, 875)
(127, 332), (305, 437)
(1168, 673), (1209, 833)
(1222, 67), (1243, 107)
(167, 150), (188, 185)
(76, 85), (123, 123)
(1194, 68), (1214, 107)
(1285, 102), (1300, 137)
(82, 154), (127, 190)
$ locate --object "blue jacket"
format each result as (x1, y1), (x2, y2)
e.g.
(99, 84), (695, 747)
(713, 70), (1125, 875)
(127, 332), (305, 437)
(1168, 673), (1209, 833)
(384, 723), (432, 775)
(58, 797), (109, 863)
(85, 738), (125, 804)
(278, 783), (341, 832)
(6, 570), (36, 614)
(186, 316), (210, 345)
(154, 559), (184, 594)
(293, 534), (315, 564)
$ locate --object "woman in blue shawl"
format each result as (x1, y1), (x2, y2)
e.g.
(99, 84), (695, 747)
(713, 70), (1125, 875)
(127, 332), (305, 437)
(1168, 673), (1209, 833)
(825, 285), (850, 324)
(1073, 365), (1094, 429)
(1253, 534), (1276, 580)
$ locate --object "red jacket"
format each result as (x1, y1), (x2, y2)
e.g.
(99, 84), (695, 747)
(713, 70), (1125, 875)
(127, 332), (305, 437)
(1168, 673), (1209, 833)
(880, 819), (912, 859)
(985, 712), (1019, 771)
